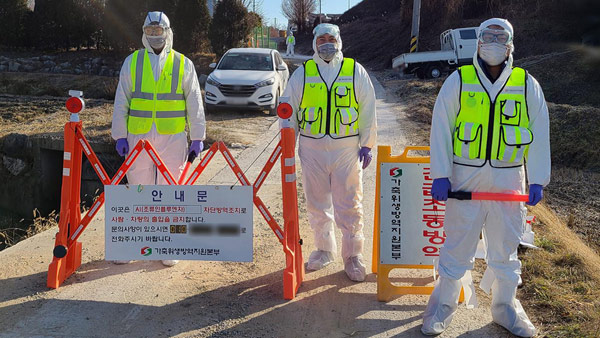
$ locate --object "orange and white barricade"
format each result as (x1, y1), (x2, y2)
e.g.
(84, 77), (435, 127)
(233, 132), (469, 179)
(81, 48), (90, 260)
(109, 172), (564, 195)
(372, 145), (465, 302)
(47, 91), (304, 300)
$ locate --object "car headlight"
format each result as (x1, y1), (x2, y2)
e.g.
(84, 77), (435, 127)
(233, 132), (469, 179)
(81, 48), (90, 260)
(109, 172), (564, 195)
(206, 76), (221, 87)
(255, 77), (275, 87)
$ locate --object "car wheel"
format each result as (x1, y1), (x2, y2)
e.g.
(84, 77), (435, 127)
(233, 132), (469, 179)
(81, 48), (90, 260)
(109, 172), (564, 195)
(426, 64), (443, 79)
(269, 92), (279, 116)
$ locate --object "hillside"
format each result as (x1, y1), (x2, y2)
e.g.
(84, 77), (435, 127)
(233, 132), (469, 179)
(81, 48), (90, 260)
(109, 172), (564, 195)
(337, 0), (599, 70)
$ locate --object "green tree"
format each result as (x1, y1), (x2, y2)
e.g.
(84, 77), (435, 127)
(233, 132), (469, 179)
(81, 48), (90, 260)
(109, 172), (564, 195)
(209, 0), (251, 56)
(0, 0), (29, 47)
(103, 0), (177, 52)
(147, 0), (177, 15)
(32, 0), (62, 49)
(246, 11), (262, 30)
(103, 0), (147, 52)
(172, 0), (211, 53)
(30, 0), (100, 50)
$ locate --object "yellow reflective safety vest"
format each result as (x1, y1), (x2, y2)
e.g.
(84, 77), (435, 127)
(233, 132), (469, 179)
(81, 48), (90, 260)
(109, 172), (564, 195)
(298, 58), (360, 139)
(127, 49), (186, 135)
(287, 36), (295, 44)
(454, 65), (532, 167)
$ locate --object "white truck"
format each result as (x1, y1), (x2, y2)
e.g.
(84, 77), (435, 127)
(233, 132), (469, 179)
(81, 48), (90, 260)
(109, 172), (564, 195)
(392, 27), (479, 78)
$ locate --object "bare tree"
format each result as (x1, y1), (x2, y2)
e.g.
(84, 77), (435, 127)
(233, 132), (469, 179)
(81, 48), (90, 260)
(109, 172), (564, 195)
(240, 0), (266, 25)
(241, 0), (264, 13)
(282, 0), (316, 33)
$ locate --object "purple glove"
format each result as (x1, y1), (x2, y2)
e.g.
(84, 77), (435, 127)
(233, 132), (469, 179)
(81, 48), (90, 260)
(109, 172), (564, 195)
(115, 138), (129, 157)
(527, 184), (543, 206)
(432, 178), (451, 201)
(358, 147), (372, 169)
(188, 140), (204, 158)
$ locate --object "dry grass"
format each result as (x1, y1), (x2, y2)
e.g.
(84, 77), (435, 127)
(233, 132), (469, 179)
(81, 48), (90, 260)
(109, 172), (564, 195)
(547, 102), (600, 172)
(520, 204), (600, 337)
(0, 72), (119, 100)
(0, 94), (114, 144)
(393, 77), (443, 126)
(544, 168), (600, 252)
(0, 209), (58, 250)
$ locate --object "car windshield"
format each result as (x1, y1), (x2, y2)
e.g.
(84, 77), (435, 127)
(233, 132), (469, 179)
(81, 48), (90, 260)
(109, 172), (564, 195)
(218, 53), (273, 71)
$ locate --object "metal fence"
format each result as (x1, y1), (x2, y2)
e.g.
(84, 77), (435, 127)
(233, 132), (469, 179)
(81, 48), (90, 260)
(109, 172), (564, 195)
(252, 26), (278, 49)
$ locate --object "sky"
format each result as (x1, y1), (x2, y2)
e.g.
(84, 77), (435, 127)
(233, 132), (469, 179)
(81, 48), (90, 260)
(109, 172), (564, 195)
(260, 0), (363, 29)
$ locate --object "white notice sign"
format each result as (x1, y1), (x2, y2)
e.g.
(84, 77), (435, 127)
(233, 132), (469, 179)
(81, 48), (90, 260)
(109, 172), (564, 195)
(105, 185), (253, 262)
(379, 163), (446, 265)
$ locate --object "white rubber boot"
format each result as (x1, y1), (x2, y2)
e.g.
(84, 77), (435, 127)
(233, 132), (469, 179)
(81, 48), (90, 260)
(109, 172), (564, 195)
(491, 280), (536, 337)
(421, 277), (462, 335)
(306, 250), (335, 271)
(344, 255), (367, 282)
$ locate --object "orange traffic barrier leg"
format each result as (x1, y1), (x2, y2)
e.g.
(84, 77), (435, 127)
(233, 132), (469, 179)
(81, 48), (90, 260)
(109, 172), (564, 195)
(280, 127), (304, 299)
(48, 138), (146, 288)
(48, 122), (84, 288)
(184, 142), (219, 185)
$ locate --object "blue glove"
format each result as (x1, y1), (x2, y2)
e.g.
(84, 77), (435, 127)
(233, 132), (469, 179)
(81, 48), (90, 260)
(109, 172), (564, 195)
(358, 147), (372, 169)
(432, 178), (451, 201)
(527, 184), (543, 206)
(188, 140), (204, 158)
(115, 138), (129, 157)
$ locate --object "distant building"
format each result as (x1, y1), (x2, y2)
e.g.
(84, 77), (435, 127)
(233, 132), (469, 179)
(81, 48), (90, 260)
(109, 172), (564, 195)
(308, 13), (342, 25)
(306, 13), (342, 30)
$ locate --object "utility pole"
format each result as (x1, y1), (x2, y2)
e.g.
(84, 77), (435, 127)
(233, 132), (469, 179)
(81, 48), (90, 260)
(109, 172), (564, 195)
(319, 0), (322, 24)
(410, 0), (421, 53)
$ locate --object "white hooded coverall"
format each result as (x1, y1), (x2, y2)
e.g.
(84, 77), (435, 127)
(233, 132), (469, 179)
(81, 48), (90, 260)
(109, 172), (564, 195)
(423, 18), (550, 337)
(111, 13), (206, 185)
(281, 30), (377, 262)
(286, 34), (295, 56)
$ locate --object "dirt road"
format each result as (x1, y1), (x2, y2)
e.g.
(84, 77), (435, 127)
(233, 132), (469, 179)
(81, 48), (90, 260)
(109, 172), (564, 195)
(0, 71), (513, 337)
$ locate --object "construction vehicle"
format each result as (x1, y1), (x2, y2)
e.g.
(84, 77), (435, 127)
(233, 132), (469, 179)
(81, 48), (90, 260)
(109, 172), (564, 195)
(392, 27), (479, 78)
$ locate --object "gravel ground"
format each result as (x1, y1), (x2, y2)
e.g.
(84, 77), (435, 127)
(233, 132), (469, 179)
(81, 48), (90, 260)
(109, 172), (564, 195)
(0, 65), (515, 337)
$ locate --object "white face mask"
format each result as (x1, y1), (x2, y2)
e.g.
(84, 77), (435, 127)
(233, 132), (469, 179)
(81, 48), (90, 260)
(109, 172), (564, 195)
(147, 36), (166, 50)
(317, 42), (338, 62)
(479, 42), (509, 66)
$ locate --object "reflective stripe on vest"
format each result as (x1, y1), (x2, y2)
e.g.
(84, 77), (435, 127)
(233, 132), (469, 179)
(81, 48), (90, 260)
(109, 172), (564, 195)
(454, 65), (531, 166)
(298, 58), (359, 139)
(128, 49), (186, 135)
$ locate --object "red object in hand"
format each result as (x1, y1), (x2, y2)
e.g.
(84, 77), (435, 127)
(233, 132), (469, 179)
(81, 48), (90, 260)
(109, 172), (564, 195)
(66, 97), (84, 113)
(277, 103), (293, 119)
(472, 192), (529, 202)
(449, 191), (528, 202)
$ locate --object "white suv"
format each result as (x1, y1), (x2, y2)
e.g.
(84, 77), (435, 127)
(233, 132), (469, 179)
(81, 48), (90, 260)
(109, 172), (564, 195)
(204, 48), (289, 115)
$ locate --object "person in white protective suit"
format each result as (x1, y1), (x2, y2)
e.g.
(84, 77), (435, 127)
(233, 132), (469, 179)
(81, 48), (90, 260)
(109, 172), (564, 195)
(421, 18), (550, 336)
(286, 31), (295, 56)
(280, 23), (377, 282)
(111, 11), (206, 267)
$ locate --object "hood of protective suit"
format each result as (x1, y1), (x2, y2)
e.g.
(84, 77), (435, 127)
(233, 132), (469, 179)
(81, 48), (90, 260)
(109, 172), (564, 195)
(142, 11), (173, 55)
(474, 18), (515, 64)
(312, 23), (343, 63)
